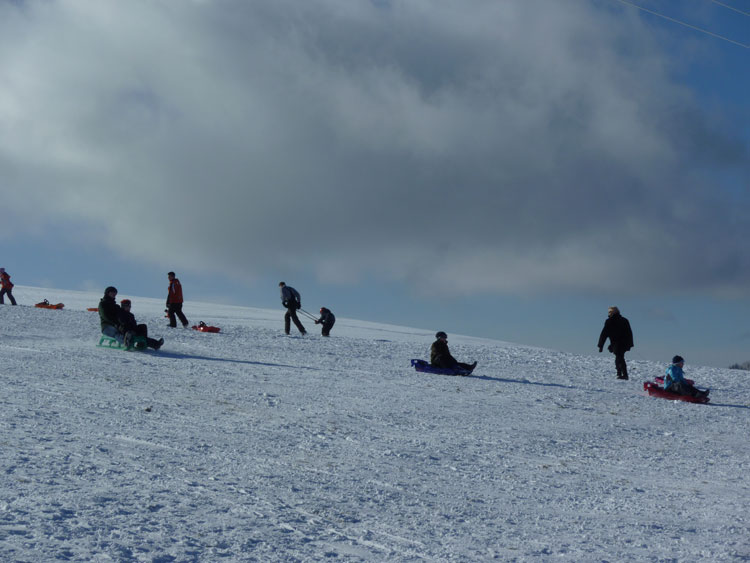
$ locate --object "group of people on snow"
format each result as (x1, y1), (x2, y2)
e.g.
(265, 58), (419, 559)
(278, 281), (336, 337)
(3, 263), (708, 397)
(597, 305), (707, 398)
(98, 271), (188, 349)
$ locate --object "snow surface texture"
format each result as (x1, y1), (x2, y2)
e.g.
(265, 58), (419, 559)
(1, 286), (749, 562)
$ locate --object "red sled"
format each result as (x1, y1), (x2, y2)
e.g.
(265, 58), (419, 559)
(35, 300), (64, 310)
(643, 380), (709, 404)
(87, 307), (98, 312)
(192, 322), (220, 333)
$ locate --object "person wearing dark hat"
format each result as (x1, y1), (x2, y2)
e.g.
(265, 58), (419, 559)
(119, 299), (164, 350)
(430, 331), (477, 374)
(166, 271), (189, 328)
(98, 286), (130, 344)
(314, 307), (336, 337)
(597, 306), (634, 380)
(664, 356), (709, 399)
(279, 282), (306, 335)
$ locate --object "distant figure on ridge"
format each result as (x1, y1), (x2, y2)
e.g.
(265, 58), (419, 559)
(0, 267), (17, 305)
(431, 331), (476, 374)
(664, 355), (709, 399)
(315, 307), (336, 337)
(120, 299), (164, 350)
(279, 281), (306, 335)
(597, 306), (634, 380)
(99, 286), (128, 344)
(166, 271), (189, 328)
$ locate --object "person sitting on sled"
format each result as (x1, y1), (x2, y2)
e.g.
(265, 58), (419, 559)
(98, 286), (131, 345)
(431, 331), (477, 373)
(664, 355), (709, 399)
(315, 307), (336, 337)
(120, 299), (164, 350)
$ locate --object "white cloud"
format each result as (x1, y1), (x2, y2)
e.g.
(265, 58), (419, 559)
(0, 0), (747, 295)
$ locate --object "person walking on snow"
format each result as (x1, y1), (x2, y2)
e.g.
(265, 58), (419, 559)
(315, 307), (336, 337)
(0, 267), (17, 305)
(597, 306), (634, 380)
(120, 299), (164, 350)
(430, 331), (477, 373)
(664, 355), (709, 399)
(279, 282), (306, 335)
(166, 271), (189, 328)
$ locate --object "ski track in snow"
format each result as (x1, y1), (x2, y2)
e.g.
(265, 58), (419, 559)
(1, 286), (749, 562)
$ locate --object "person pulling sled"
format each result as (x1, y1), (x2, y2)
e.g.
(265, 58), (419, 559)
(279, 282), (306, 335)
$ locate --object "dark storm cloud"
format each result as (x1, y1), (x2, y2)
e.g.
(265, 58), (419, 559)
(0, 0), (747, 294)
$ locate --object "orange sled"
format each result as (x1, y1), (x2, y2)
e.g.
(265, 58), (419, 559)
(87, 307), (98, 312)
(192, 322), (220, 333)
(35, 300), (64, 310)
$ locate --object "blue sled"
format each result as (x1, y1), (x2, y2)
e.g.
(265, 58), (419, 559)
(411, 359), (472, 376)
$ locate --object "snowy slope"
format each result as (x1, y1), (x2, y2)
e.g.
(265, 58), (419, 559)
(1, 286), (749, 562)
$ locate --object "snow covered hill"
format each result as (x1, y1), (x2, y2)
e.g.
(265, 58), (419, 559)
(1, 286), (749, 562)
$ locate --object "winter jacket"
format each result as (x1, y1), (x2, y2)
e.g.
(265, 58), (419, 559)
(119, 309), (139, 333)
(167, 278), (184, 304)
(597, 313), (634, 353)
(316, 308), (335, 326)
(98, 295), (122, 332)
(280, 286), (301, 309)
(431, 338), (458, 368)
(0, 271), (13, 290)
(664, 364), (687, 391)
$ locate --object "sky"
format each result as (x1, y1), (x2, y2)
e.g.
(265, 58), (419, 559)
(0, 0), (748, 368)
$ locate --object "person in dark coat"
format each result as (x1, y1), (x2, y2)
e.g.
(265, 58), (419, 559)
(597, 306), (634, 380)
(166, 271), (189, 328)
(98, 286), (129, 344)
(279, 281), (306, 335)
(120, 299), (164, 350)
(430, 331), (477, 373)
(315, 307), (336, 337)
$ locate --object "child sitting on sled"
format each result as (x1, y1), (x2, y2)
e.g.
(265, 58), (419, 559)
(664, 356), (709, 399)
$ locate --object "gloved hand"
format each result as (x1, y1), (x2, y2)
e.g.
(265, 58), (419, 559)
(283, 301), (289, 308)
(315, 320), (320, 324)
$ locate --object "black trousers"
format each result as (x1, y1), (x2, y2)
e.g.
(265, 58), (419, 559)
(614, 350), (628, 378)
(134, 323), (161, 349)
(320, 320), (335, 336)
(0, 288), (16, 305)
(284, 308), (306, 334)
(168, 303), (188, 327)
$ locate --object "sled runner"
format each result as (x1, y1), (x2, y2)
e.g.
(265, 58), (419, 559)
(35, 300), (64, 309)
(643, 377), (709, 404)
(192, 321), (220, 333)
(97, 334), (149, 351)
(411, 359), (472, 376)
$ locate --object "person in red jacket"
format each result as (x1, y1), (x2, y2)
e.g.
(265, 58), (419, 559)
(0, 268), (17, 305)
(166, 271), (189, 328)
